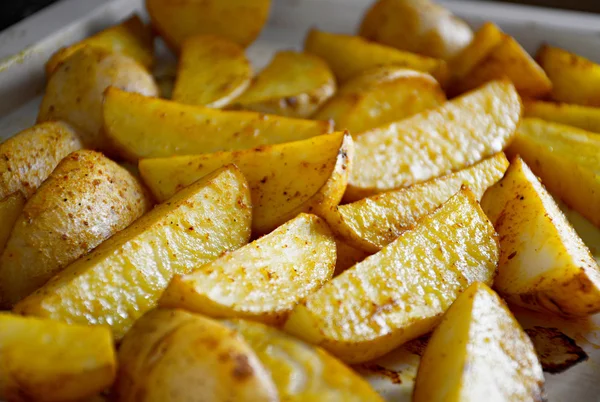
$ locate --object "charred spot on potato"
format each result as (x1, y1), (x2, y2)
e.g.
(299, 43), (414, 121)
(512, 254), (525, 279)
(403, 334), (431, 356)
(525, 326), (588, 374)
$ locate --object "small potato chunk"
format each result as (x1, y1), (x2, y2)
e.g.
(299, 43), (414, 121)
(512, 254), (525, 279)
(346, 80), (520, 201)
(0, 193), (25, 253)
(140, 132), (353, 235)
(104, 88), (332, 161)
(0, 313), (116, 402)
(284, 189), (499, 363)
(412, 283), (544, 402)
(172, 35), (252, 107)
(524, 100), (600, 133)
(232, 51), (336, 118)
(14, 166), (252, 339)
(449, 22), (504, 81)
(115, 309), (278, 402)
(160, 214), (336, 324)
(314, 67), (445, 133)
(481, 157), (600, 316)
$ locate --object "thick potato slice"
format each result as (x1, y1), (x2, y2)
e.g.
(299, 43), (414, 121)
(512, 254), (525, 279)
(481, 156), (600, 316)
(14, 166), (252, 339)
(346, 80), (520, 201)
(314, 67), (445, 133)
(140, 132), (353, 235)
(449, 22), (504, 81)
(0, 193), (24, 254)
(327, 153), (508, 253)
(524, 100), (600, 133)
(172, 35), (252, 107)
(334, 238), (370, 276)
(104, 88), (332, 161)
(0, 313), (116, 402)
(115, 309), (278, 402)
(304, 29), (448, 84)
(232, 51), (336, 118)
(160, 214), (336, 324)
(412, 283), (544, 402)
(284, 189), (499, 363)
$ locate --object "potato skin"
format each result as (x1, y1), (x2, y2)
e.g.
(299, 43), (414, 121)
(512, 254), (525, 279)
(0, 193), (25, 254)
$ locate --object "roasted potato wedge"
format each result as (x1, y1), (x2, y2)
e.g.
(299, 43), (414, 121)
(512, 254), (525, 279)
(140, 132), (353, 235)
(14, 166), (252, 339)
(284, 189), (499, 363)
(0, 313), (116, 402)
(413, 283), (545, 402)
(346, 80), (520, 201)
(449, 22), (504, 81)
(0, 193), (24, 254)
(104, 88), (333, 161)
(334, 238), (371, 276)
(524, 100), (600, 133)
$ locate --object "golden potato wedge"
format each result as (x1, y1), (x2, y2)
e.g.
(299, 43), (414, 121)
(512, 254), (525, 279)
(326, 153), (508, 253)
(0, 313), (116, 402)
(139, 132), (353, 235)
(0, 150), (152, 307)
(223, 319), (384, 401)
(481, 156), (600, 316)
(524, 100), (600, 133)
(172, 35), (252, 107)
(104, 88), (333, 161)
(334, 238), (370, 276)
(160, 213), (336, 324)
(38, 47), (158, 151)
(314, 67), (446, 133)
(284, 189), (499, 363)
(0, 193), (24, 254)
(232, 51), (335, 118)
(115, 309), (278, 402)
(14, 166), (252, 339)
(413, 283), (544, 402)
(346, 80), (520, 201)
(304, 29), (448, 84)
(449, 22), (504, 81)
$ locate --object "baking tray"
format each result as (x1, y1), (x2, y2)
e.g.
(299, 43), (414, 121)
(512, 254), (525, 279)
(1, 0), (600, 400)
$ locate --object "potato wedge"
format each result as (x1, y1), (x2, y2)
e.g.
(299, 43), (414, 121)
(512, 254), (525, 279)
(481, 156), (600, 316)
(327, 153), (508, 253)
(449, 22), (504, 81)
(0, 313), (116, 402)
(115, 309), (278, 402)
(524, 100), (600, 133)
(160, 213), (336, 324)
(0, 193), (24, 255)
(172, 35), (252, 107)
(284, 189), (499, 363)
(223, 319), (384, 401)
(232, 51), (335, 118)
(346, 80), (520, 201)
(314, 67), (446, 133)
(14, 166), (252, 339)
(104, 88), (333, 161)
(140, 132), (353, 235)
(413, 283), (544, 402)
(304, 29), (448, 84)
(334, 238), (370, 276)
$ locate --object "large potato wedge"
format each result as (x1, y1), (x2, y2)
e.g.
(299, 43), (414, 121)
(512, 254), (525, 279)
(14, 166), (252, 339)
(413, 283), (544, 402)
(314, 67), (446, 133)
(524, 100), (600, 133)
(0, 313), (116, 402)
(160, 213), (336, 325)
(346, 80), (520, 201)
(449, 22), (504, 81)
(284, 189), (499, 363)
(232, 51), (335, 118)
(481, 156), (600, 316)
(115, 309), (278, 402)
(104, 88), (332, 161)
(0, 150), (152, 307)
(139, 132), (353, 235)
(0, 193), (24, 254)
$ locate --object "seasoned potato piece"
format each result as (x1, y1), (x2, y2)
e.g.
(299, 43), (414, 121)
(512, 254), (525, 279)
(14, 166), (252, 339)
(449, 22), (504, 81)
(524, 100), (600, 133)
(0, 193), (24, 254)
(284, 189), (499, 363)
(314, 67), (445, 133)
(104, 88), (332, 161)
(346, 80), (520, 201)
(334, 238), (370, 276)
(172, 35), (252, 107)
(413, 283), (544, 402)
(116, 309), (278, 402)
(140, 132), (353, 235)
(160, 214), (336, 324)
(0, 313), (116, 402)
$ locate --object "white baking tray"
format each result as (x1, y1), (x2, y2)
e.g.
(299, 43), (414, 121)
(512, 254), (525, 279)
(1, 0), (600, 400)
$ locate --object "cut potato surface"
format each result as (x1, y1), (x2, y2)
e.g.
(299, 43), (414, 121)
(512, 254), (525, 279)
(449, 22), (504, 81)
(413, 283), (544, 402)
(0, 193), (24, 254)
(284, 189), (499, 363)
(14, 166), (252, 339)
(524, 100), (600, 133)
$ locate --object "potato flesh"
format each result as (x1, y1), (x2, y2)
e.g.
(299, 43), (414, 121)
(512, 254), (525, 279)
(284, 189), (499, 363)
(0, 193), (24, 254)
(524, 100), (600, 133)
(13, 166), (252, 339)
(449, 22), (504, 81)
